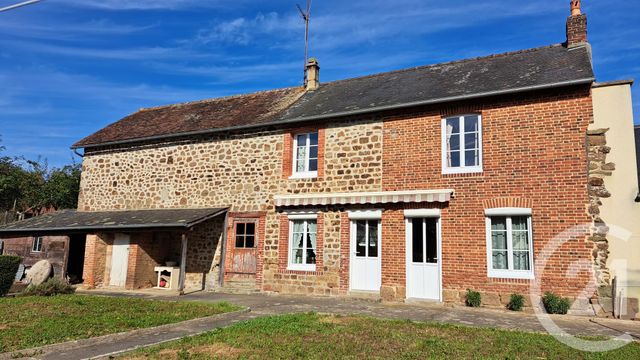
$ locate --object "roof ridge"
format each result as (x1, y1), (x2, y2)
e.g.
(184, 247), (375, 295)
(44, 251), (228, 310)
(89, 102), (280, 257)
(322, 43), (567, 87)
(137, 86), (303, 113)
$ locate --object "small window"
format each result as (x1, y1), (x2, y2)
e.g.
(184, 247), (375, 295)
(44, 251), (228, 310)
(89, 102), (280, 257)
(288, 217), (317, 271)
(235, 222), (256, 248)
(486, 209), (534, 279)
(32, 236), (43, 253)
(442, 115), (482, 174)
(292, 132), (319, 178)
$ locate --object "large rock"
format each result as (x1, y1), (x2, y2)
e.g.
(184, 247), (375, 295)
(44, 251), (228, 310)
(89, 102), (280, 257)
(27, 260), (52, 286)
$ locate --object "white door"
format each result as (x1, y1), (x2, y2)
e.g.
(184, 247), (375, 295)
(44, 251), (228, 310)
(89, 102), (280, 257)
(350, 219), (381, 292)
(109, 234), (130, 287)
(406, 218), (441, 300)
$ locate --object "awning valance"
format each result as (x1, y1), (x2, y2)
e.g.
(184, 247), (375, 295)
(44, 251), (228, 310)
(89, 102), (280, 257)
(0, 208), (227, 235)
(274, 189), (454, 207)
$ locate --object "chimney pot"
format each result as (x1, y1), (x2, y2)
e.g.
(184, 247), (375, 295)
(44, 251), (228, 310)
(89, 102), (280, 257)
(305, 58), (320, 91)
(571, 0), (581, 16)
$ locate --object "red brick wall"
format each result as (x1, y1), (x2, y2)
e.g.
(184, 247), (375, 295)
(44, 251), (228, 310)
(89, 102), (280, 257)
(83, 233), (109, 288)
(1, 236), (68, 279)
(381, 87), (594, 301)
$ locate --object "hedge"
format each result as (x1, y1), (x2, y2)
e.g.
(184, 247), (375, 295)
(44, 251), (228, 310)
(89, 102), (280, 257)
(0, 255), (21, 297)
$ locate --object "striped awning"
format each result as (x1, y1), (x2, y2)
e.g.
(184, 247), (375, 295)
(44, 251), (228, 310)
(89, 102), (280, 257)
(274, 189), (454, 207)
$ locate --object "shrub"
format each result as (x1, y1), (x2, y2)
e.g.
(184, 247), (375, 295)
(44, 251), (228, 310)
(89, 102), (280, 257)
(542, 292), (571, 315)
(0, 255), (21, 297)
(465, 289), (481, 307)
(22, 277), (76, 297)
(507, 293), (525, 311)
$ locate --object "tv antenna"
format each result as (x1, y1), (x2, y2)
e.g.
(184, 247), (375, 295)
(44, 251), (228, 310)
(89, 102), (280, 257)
(297, 0), (312, 85)
(0, 0), (43, 13)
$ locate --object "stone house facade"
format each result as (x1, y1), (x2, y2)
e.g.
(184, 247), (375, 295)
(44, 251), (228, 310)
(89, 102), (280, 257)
(0, 2), (633, 315)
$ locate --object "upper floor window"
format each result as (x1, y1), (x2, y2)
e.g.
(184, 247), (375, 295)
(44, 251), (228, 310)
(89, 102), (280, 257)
(32, 236), (43, 253)
(485, 208), (534, 279)
(441, 115), (482, 174)
(292, 132), (318, 178)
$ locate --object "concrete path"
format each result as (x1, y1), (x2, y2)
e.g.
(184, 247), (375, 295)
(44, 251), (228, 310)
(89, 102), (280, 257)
(4, 290), (640, 359)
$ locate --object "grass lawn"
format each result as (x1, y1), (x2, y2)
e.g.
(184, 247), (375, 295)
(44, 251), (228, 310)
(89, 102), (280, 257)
(0, 295), (240, 353)
(127, 313), (640, 359)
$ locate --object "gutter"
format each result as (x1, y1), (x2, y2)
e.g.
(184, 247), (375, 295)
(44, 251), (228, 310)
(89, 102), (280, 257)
(72, 77), (595, 150)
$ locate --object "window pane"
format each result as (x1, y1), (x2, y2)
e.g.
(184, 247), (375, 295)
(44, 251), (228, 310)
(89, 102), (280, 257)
(446, 118), (460, 134)
(411, 218), (424, 263)
(296, 134), (308, 145)
(464, 133), (477, 150)
(449, 151), (460, 167)
(511, 217), (528, 231)
(308, 159), (318, 172)
(235, 236), (245, 248)
(464, 116), (479, 133)
(512, 230), (529, 250)
(236, 223), (245, 236)
(296, 147), (307, 172)
(245, 222), (255, 236)
(367, 221), (378, 258)
(492, 251), (508, 269)
(465, 150), (478, 167)
(293, 249), (303, 264)
(449, 134), (460, 151)
(426, 219), (437, 263)
(491, 217), (507, 231)
(309, 132), (318, 146)
(356, 221), (366, 257)
(245, 235), (255, 248)
(514, 251), (530, 270)
(309, 146), (318, 159)
(306, 221), (317, 265)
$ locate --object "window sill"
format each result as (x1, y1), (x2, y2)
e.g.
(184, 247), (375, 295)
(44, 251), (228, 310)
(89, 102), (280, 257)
(441, 166), (483, 175)
(289, 172), (318, 180)
(488, 270), (534, 280)
(287, 265), (316, 272)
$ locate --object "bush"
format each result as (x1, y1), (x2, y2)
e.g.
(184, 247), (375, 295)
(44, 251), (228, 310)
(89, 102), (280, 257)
(0, 255), (21, 297)
(465, 289), (481, 307)
(542, 292), (571, 315)
(507, 293), (525, 311)
(22, 277), (75, 297)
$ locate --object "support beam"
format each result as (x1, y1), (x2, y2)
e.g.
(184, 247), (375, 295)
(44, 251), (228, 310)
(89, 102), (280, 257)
(178, 233), (188, 294)
(218, 211), (230, 288)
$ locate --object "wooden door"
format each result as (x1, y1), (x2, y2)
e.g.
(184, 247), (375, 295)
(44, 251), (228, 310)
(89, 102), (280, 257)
(230, 221), (257, 275)
(109, 233), (130, 287)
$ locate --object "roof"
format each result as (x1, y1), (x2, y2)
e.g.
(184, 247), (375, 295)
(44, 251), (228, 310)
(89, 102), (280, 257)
(73, 44), (595, 149)
(593, 79), (634, 88)
(0, 208), (227, 235)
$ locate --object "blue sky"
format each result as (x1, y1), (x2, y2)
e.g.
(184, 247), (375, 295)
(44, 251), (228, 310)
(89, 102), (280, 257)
(0, 0), (638, 168)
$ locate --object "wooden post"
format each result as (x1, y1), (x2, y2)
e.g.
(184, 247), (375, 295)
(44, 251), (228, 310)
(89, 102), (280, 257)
(178, 233), (188, 294)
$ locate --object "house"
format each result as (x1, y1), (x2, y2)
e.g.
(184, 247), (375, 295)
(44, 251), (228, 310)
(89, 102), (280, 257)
(589, 82), (640, 319)
(0, 1), (636, 315)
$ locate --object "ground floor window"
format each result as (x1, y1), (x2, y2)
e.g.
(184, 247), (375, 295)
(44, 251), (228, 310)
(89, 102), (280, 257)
(288, 216), (317, 271)
(485, 208), (534, 279)
(32, 236), (43, 253)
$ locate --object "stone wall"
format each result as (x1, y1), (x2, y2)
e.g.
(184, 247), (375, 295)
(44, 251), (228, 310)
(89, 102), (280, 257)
(78, 119), (384, 294)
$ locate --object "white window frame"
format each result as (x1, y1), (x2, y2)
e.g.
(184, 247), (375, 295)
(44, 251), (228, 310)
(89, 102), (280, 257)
(441, 114), (483, 174)
(32, 236), (43, 253)
(485, 208), (534, 279)
(290, 132), (319, 179)
(287, 214), (318, 271)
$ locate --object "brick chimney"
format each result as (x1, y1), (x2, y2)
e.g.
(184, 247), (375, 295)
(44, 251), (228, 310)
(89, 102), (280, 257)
(305, 58), (320, 91)
(566, 0), (587, 47)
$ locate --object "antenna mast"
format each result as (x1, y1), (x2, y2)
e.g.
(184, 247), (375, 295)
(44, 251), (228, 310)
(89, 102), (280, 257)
(0, 0), (43, 13)
(297, 0), (312, 85)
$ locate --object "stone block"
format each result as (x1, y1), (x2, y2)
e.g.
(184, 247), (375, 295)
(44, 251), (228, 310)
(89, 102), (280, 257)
(482, 292), (501, 307)
(443, 289), (460, 303)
